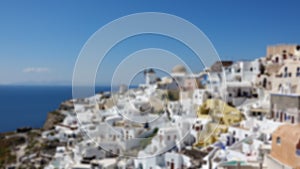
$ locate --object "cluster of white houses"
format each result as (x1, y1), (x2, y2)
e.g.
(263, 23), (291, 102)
(41, 44), (300, 169)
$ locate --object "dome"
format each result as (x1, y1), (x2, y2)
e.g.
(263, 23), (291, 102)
(148, 68), (155, 74)
(144, 68), (155, 74)
(172, 65), (187, 74)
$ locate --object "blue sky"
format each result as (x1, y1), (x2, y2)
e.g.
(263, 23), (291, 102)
(0, 0), (300, 85)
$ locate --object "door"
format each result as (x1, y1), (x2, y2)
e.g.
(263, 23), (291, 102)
(171, 159), (174, 169)
(280, 112), (283, 122)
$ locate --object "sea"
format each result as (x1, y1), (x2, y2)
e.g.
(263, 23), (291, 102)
(0, 85), (113, 133)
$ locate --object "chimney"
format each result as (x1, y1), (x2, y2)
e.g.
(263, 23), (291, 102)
(237, 161), (241, 169)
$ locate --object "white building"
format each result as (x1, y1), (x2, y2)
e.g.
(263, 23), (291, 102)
(193, 89), (209, 106)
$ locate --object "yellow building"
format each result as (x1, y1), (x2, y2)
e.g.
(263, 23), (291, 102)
(194, 99), (243, 147)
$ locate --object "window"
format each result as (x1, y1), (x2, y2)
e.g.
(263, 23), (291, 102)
(284, 67), (288, 78)
(284, 113), (288, 121)
(276, 137), (281, 144)
(296, 140), (300, 156)
(285, 114), (290, 121)
(278, 84), (282, 91)
(195, 125), (202, 131)
(263, 78), (267, 88)
(297, 67), (300, 77)
(283, 54), (287, 59)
